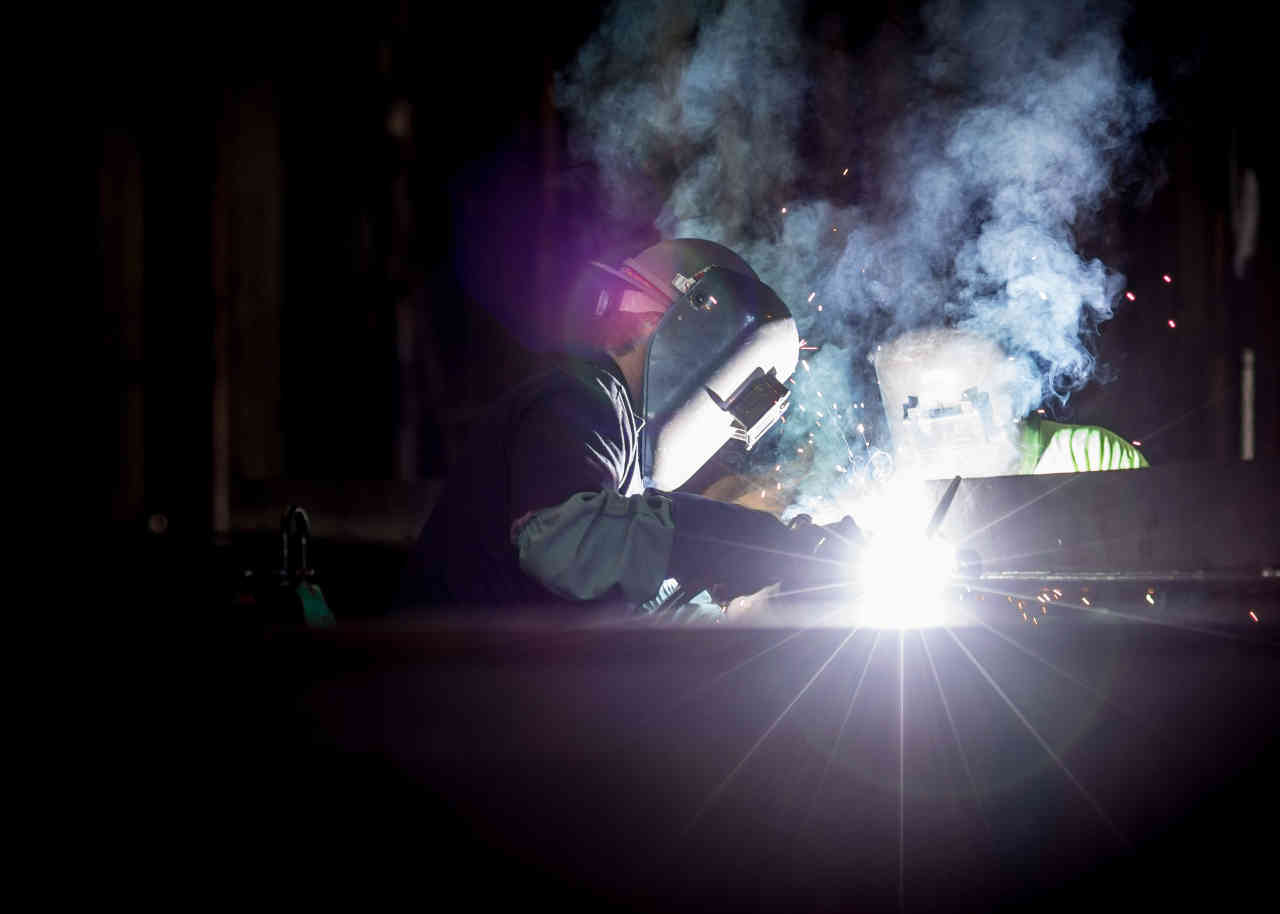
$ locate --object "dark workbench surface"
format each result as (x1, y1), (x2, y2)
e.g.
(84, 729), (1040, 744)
(250, 608), (1277, 911)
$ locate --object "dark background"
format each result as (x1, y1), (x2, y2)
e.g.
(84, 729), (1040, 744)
(99, 1), (1274, 593)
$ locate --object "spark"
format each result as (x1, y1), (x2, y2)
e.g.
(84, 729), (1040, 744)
(1039, 291), (1048, 300)
(781, 207), (787, 214)
(776, 482), (781, 490)
(1082, 596), (1091, 606)
(808, 291), (816, 303)
(1037, 408), (1046, 414)
(842, 167), (849, 176)
(817, 390), (823, 398)
(1168, 319), (1177, 329)
(798, 404), (806, 411)
(797, 448), (804, 454)
(832, 226), (838, 232)
(760, 489), (766, 499)
(1145, 593), (1156, 605)
(1033, 616), (1039, 625)
(775, 464), (781, 472)
(1250, 611), (1259, 622)
(801, 345), (819, 351)
(802, 360), (810, 372)
(1163, 274), (1172, 283)
(817, 304), (823, 312)
(1132, 440), (1142, 447)
(857, 424), (865, 434)
(1125, 291), (1136, 301)
(835, 464), (846, 473)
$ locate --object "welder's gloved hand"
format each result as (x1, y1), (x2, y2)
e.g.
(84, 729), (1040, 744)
(664, 493), (863, 604)
(778, 514), (865, 597)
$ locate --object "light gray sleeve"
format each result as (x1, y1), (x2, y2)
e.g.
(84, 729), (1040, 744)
(510, 489), (676, 604)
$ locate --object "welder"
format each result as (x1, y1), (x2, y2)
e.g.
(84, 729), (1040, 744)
(394, 239), (861, 620)
(873, 326), (1149, 480)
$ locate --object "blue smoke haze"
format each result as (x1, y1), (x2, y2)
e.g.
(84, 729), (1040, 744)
(556, 0), (1157, 510)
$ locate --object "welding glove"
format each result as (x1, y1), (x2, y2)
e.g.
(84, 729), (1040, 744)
(776, 514), (865, 598)
(664, 492), (863, 603)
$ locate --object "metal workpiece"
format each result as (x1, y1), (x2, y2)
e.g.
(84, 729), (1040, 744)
(919, 459), (1280, 576)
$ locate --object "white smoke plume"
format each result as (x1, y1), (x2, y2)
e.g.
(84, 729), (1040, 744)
(556, 0), (1158, 508)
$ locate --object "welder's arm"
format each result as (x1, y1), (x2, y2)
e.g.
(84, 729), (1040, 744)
(509, 384), (676, 604)
(507, 383), (857, 606)
(665, 492), (859, 600)
(511, 490), (675, 603)
(511, 489), (856, 606)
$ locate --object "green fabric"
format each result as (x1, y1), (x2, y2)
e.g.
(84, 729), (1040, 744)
(1018, 417), (1149, 474)
(511, 489), (676, 604)
(297, 582), (335, 627)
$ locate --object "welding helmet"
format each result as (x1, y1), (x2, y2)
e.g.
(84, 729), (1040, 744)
(588, 239), (800, 491)
(873, 327), (1025, 480)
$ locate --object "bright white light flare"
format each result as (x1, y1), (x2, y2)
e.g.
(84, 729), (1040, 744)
(856, 533), (957, 629)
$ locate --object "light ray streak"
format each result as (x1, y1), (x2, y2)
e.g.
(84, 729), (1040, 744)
(769, 579), (856, 601)
(943, 626), (1129, 848)
(681, 532), (851, 569)
(918, 629), (978, 801)
(1134, 388), (1230, 444)
(694, 607), (844, 686)
(956, 607), (1177, 751)
(684, 626), (861, 835)
(898, 629), (905, 913)
(797, 631), (882, 831)
(964, 528), (1186, 569)
(627, 607), (846, 729)
(956, 473), (1082, 546)
(610, 612), (849, 762)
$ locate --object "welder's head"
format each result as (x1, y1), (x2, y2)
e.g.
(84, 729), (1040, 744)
(583, 239), (800, 491)
(873, 327), (1024, 480)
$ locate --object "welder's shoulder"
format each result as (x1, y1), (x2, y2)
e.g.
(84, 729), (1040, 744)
(1035, 422), (1149, 473)
(507, 366), (620, 437)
